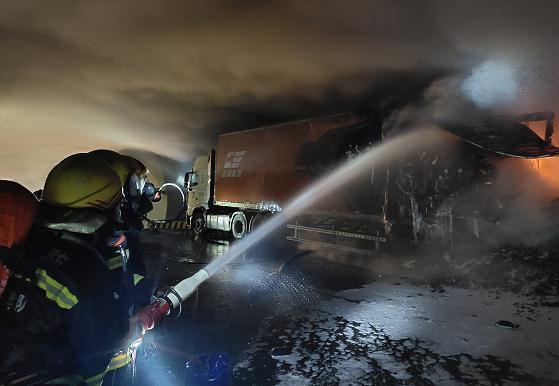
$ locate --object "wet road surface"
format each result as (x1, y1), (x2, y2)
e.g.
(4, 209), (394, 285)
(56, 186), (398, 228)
(135, 231), (559, 385)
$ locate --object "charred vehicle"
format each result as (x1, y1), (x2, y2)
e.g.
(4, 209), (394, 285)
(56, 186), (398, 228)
(184, 112), (559, 253)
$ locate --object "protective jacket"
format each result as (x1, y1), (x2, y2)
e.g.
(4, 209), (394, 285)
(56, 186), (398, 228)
(0, 225), (155, 385)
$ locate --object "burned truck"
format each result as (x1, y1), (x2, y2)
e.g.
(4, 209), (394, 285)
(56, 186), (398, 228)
(184, 111), (559, 253)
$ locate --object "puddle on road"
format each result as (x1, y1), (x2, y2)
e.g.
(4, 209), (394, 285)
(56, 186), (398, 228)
(287, 253), (378, 292)
(139, 232), (559, 385)
(234, 315), (540, 385)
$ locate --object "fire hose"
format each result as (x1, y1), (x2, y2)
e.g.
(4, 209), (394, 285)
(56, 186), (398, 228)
(137, 269), (209, 332)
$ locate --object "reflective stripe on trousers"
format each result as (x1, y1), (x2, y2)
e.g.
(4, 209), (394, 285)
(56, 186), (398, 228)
(85, 369), (107, 385)
(45, 369), (107, 386)
(45, 374), (84, 385)
(106, 350), (132, 372)
(133, 274), (144, 285)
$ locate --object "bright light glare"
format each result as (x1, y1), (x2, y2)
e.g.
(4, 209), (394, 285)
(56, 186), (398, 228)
(461, 60), (519, 108)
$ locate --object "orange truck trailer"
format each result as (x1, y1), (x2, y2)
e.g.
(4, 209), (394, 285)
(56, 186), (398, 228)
(184, 111), (559, 253)
(184, 113), (389, 253)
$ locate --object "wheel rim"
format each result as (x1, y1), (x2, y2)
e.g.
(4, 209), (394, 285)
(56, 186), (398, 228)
(233, 219), (245, 236)
(193, 215), (204, 233)
(231, 213), (247, 239)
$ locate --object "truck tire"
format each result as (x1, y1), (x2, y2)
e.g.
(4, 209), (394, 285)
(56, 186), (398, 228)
(249, 212), (269, 232)
(191, 209), (206, 237)
(230, 211), (247, 239)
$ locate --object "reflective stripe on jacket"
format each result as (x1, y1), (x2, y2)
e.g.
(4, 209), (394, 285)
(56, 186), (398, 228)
(35, 268), (78, 309)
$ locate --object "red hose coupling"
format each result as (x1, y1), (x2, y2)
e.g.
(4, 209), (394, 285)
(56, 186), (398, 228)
(138, 299), (170, 331)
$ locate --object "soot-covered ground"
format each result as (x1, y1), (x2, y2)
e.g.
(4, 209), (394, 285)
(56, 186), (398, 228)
(134, 231), (559, 385)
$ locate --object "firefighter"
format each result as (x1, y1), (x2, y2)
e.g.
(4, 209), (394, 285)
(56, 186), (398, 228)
(0, 181), (42, 378)
(88, 149), (160, 277)
(123, 154), (161, 230)
(0, 180), (38, 305)
(87, 150), (160, 384)
(0, 153), (152, 385)
(89, 150), (160, 231)
(119, 154), (161, 229)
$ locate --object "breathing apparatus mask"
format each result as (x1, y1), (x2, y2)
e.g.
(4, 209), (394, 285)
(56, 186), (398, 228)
(142, 182), (161, 202)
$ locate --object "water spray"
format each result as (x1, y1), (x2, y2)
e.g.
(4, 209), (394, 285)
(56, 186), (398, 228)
(139, 127), (444, 330)
(159, 182), (186, 209)
(142, 182), (187, 228)
(261, 250), (312, 290)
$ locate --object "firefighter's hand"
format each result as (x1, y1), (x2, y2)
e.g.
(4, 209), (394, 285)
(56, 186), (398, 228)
(154, 285), (172, 299)
(120, 315), (145, 349)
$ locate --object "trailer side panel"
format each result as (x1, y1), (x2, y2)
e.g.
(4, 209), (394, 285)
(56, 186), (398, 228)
(214, 113), (368, 208)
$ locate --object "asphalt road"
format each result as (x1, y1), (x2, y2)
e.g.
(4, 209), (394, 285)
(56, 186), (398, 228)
(134, 230), (559, 385)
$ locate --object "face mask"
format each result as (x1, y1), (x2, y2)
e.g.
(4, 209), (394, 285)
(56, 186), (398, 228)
(142, 182), (157, 198)
(100, 205), (127, 247)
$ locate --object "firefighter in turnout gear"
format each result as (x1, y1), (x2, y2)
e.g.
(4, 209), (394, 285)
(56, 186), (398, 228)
(88, 150), (159, 384)
(0, 180), (38, 306)
(88, 150), (160, 274)
(0, 153), (155, 385)
(117, 153), (161, 230)
(0, 180), (42, 375)
(89, 150), (161, 233)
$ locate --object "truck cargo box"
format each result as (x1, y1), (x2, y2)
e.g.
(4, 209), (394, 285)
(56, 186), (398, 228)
(214, 113), (380, 210)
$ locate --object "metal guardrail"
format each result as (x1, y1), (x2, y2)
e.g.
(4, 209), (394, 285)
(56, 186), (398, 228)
(286, 223), (386, 255)
(286, 224), (386, 241)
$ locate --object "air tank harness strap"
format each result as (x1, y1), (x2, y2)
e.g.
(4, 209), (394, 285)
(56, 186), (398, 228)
(59, 231), (129, 271)
(58, 232), (110, 270)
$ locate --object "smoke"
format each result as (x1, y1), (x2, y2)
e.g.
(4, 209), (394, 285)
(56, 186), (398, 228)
(286, 129), (559, 296)
(459, 158), (559, 247)
(2, 1), (559, 189)
(461, 61), (519, 108)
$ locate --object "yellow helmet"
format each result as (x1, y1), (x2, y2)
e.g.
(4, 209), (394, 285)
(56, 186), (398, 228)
(89, 149), (134, 185)
(121, 155), (148, 179)
(43, 153), (123, 212)
(88, 150), (149, 197)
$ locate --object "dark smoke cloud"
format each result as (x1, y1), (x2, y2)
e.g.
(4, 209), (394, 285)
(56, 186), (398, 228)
(1, 0), (559, 189)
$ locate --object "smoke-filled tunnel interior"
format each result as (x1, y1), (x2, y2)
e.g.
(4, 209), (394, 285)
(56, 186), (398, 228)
(2, 1), (559, 385)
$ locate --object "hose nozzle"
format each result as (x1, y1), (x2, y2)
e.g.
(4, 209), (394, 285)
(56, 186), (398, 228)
(165, 269), (209, 308)
(138, 269), (210, 331)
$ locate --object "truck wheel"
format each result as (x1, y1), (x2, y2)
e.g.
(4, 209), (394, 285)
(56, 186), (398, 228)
(230, 212), (247, 239)
(249, 213), (268, 232)
(191, 210), (206, 237)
